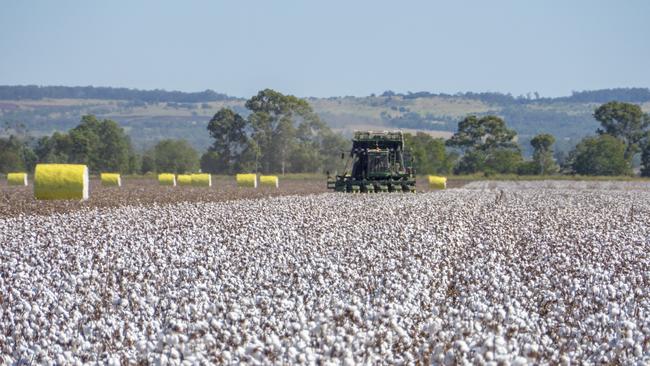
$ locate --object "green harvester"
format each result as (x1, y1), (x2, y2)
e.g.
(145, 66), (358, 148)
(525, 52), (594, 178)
(327, 131), (416, 193)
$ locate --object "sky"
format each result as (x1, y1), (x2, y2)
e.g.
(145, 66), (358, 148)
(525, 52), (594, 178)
(1, 0), (649, 98)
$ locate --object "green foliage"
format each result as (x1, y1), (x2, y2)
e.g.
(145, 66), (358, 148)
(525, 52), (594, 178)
(447, 115), (521, 174)
(405, 132), (455, 174)
(199, 151), (222, 174)
(454, 150), (486, 175)
(530, 133), (555, 152)
(317, 131), (350, 174)
(246, 89), (323, 173)
(33, 115), (132, 173)
(0, 85), (231, 103)
(288, 143), (322, 173)
(447, 115), (518, 152)
(530, 133), (558, 175)
(0, 135), (35, 173)
(569, 135), (631, 176)
(4, 86), (650, 159)
(594, 101), (650, 161)
(127, 151), (140, 175)
(153, 139), (199, 174)
(516, 161), (539, 175)
(640, 132), (650, 177)
(206, 108), (249, 174)
(203, 89), (344, 174)
(34, 132), (71, 163)
(484, 148), (523, 174)
(68, 115), (101, 167)
(94, 119), (131, 172)
(140, 153), (156, 174)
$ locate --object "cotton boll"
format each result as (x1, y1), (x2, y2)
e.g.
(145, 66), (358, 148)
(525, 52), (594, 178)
(1, 182), (650, 363)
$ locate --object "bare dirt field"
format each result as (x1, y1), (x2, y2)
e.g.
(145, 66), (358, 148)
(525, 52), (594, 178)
(0, 177), (465, 218)
(0, 179), (326, 218)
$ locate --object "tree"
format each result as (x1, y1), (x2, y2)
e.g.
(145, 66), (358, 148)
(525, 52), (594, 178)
(530, 133), (558, 175)
(641, 132), (650, 177)
(140, 152), (156, 174)
(569, 135), (630, 176)
(484, 148), (523, 174)
(517, 161), (539, 175)
(454, 150), (486, 175)
(447, 115), (518, 152)
(34, 132), (72, 164)
(95, 119), (131, 172)
(35, 115), (132, 173)
(153, 139), (199, 173)
(594, 101), (650, 162)
(127, 151), (140, 175)
(68, 115), (101, 167)
(0, 136), (32, 173)
(199, 151), (221, 174)
(405, 132), (454, 174)
(447, 115), (521, 174)
(318, 130), (350, 174)
(246, 89), (323, 174)
(206, 108), (249, 174)
(202, 89), (347, 174)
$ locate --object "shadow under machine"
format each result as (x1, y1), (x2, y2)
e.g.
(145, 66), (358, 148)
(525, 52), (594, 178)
(327, 131), (416, 193)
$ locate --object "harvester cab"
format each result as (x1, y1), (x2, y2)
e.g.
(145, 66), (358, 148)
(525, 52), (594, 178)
(327, 131), (416, 193)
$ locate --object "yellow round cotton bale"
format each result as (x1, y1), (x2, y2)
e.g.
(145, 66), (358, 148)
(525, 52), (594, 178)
(158, 173), (176, 186)
(34, 164), (89, 200)
(177, 174), (192, 186)
(428, 175), (447, 190)
(7, 172), (28, 186)
(236, 173), (257, 188)
(191, 173), (212, 187)
(100, 173), (121, 187)
(260, 175), (279, 188)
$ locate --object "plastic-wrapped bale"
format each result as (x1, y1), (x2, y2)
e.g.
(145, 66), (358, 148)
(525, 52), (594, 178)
(428, 175), (447, 190)
(158, 173), (176, 186)
(260, 175), (279, 188)
(177, 174), (192, 186)
(7, 172), (28, 186)
(191, 173), (212, 187)
(34, 164), (89, 200)
(100, 173), (121, 187)
(236, 173), (257, 188)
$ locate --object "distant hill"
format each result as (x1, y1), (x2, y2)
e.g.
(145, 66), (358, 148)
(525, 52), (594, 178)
(0, 85), (235, 103)
(1, 85), (649, 156)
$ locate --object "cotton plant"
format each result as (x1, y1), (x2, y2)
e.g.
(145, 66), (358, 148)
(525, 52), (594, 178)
(0, 182), (648, 364)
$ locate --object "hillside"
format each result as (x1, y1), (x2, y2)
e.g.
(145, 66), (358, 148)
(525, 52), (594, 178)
(1, 86), (649, 156)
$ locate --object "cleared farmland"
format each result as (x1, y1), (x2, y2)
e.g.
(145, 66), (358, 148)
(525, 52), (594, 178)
(0, 178), (326, 218)
(1, 181), (649, 364)
(0, 177), (465, 218)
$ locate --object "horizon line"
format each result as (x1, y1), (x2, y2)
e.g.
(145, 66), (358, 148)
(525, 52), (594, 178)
(2, 84), (649, 100)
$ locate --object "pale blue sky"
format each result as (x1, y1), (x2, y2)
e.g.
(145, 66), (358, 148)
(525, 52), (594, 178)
(1, 0), (648, 98)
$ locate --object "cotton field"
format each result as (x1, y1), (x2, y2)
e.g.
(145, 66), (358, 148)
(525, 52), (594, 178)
(1, 181), (649, 364)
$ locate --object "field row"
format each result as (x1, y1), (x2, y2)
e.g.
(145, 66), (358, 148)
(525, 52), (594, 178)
(1, 183), (649, 363)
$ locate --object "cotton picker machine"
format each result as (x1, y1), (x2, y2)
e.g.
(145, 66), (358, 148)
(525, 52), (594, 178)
(327, 131), (416, 193)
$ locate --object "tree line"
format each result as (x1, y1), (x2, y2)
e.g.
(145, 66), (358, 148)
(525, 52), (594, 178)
(0, 85), (233, 103)
(200, 89), (348, 175)
(1, 90), (649, 178)
(3, 85), (649, 105)
(0, 89), (348, 176)
(441, 101), (650, 176)
(380, 88), (650, 105)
